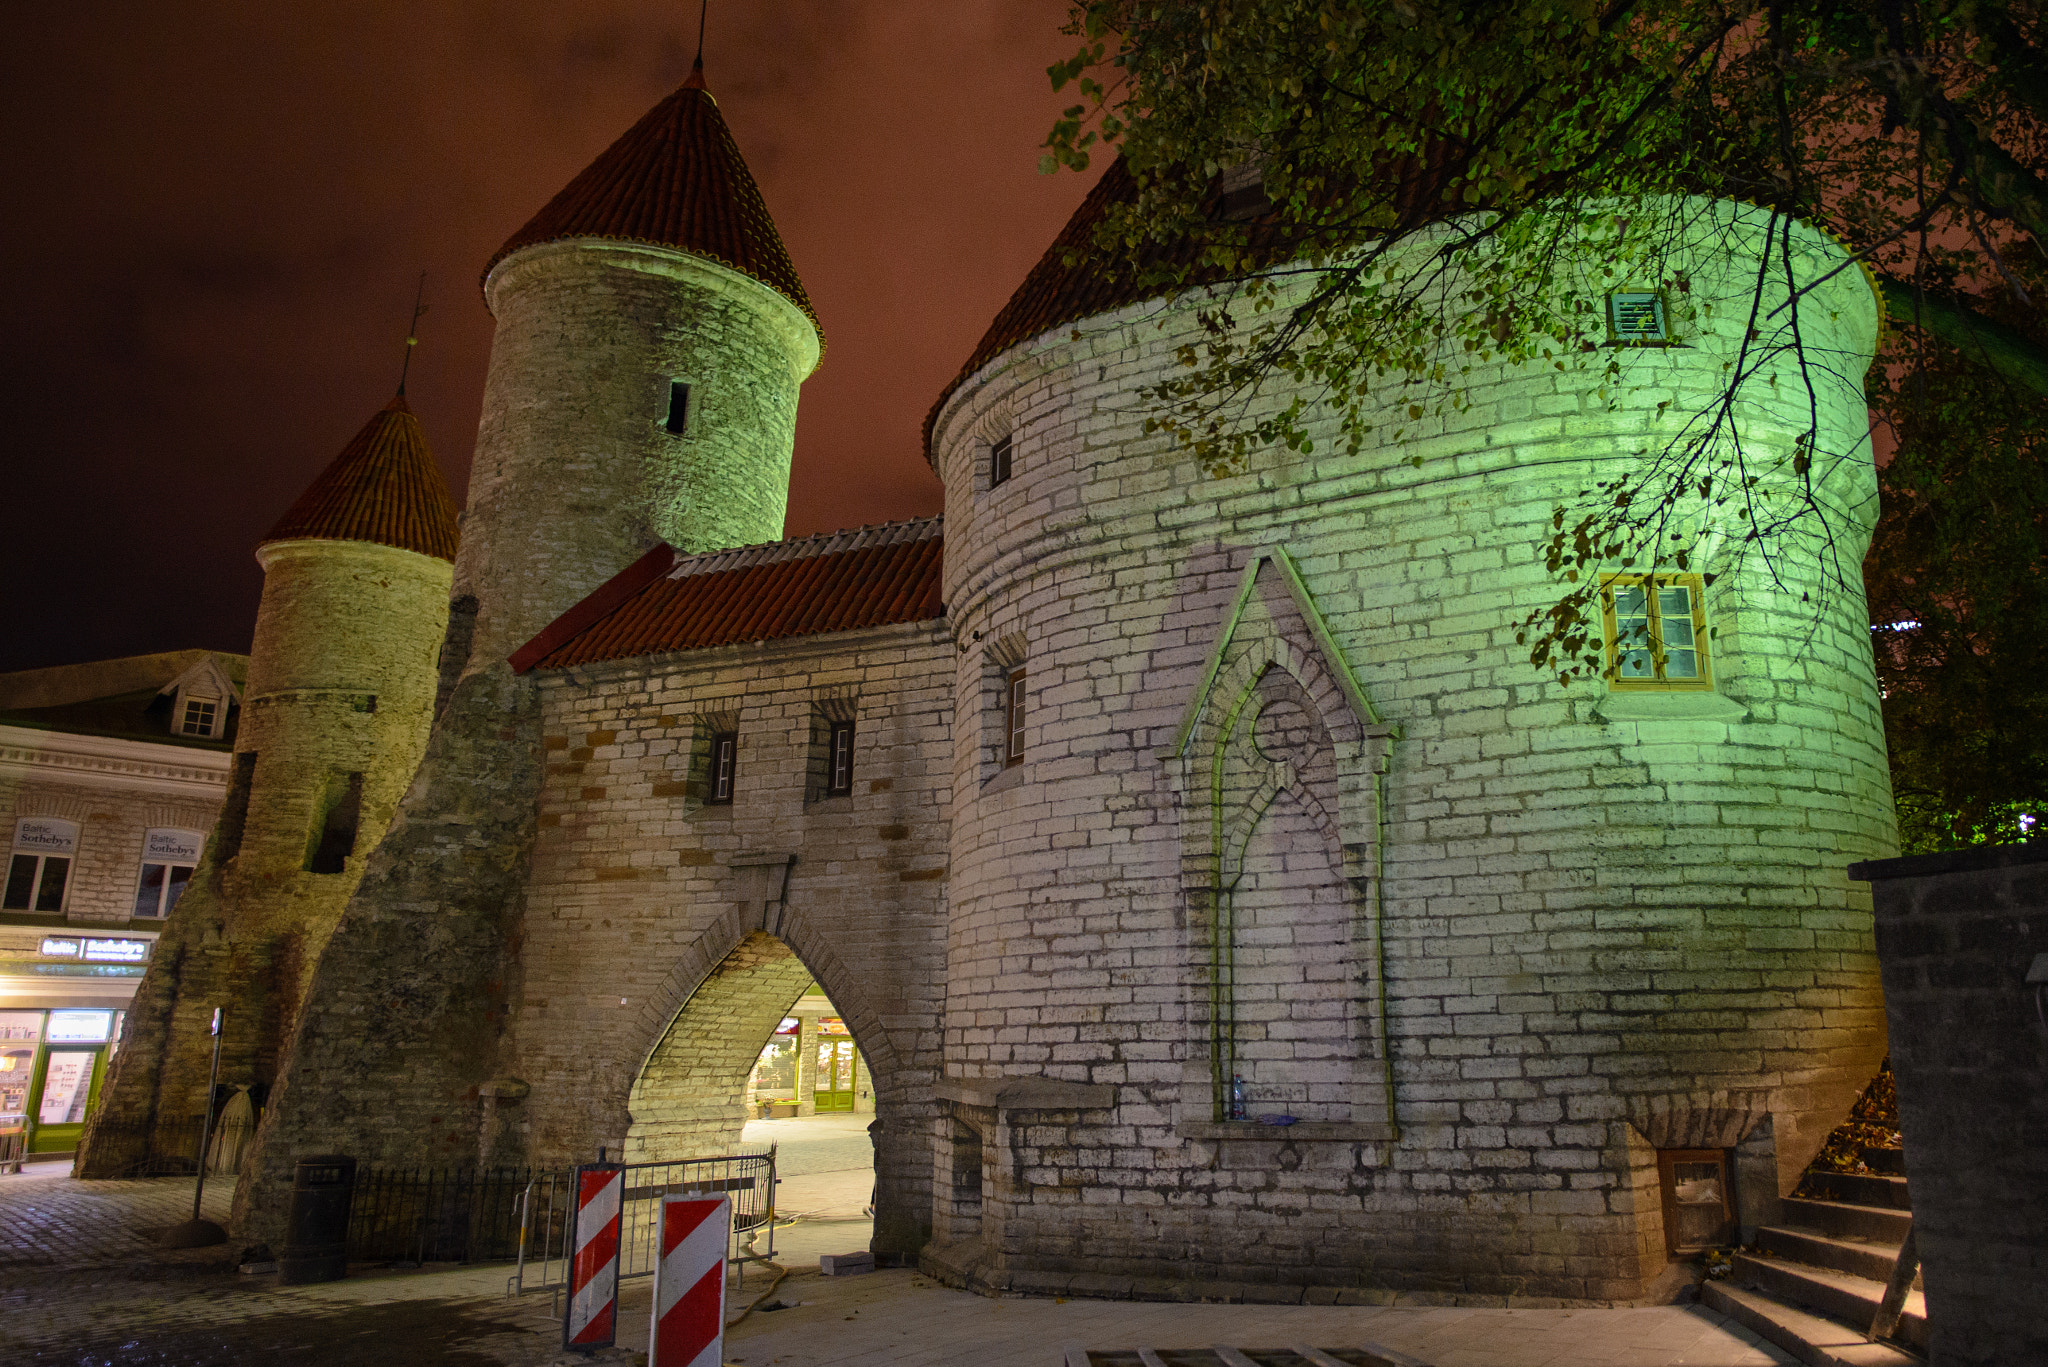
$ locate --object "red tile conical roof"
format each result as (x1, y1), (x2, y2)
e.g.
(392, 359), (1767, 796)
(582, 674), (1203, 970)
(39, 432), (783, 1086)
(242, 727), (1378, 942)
(261, 395), (461, 562)
(485, 63), (818, 336)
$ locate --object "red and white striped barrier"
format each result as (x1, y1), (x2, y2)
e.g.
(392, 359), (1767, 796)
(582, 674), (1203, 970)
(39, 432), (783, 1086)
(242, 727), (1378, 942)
(649, 1192), (730, 1367)
(563, 1163), (624, 1351)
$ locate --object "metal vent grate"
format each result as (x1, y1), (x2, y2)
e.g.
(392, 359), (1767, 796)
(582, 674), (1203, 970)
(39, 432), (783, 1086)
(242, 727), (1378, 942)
(1610, 291), (1667, 341)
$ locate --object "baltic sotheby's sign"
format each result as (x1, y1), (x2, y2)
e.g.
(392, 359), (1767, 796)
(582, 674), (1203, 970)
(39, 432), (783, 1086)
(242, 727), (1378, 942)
(12, 818), (78, 855)
(143, 828), (204, 863)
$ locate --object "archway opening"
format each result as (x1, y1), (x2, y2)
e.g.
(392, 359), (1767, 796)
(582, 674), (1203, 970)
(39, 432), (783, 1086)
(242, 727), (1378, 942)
(626, 930), (877, 1266)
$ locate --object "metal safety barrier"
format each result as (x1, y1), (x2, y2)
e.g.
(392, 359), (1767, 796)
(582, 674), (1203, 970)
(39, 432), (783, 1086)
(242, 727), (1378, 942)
(505, 1148), (777, 1299)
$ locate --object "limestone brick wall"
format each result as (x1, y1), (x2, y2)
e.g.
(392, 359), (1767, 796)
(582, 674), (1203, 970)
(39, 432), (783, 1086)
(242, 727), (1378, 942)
(924, 199), (1894, 1299)
(455, 241), (821, 672)
(508, 620), (951, 1256)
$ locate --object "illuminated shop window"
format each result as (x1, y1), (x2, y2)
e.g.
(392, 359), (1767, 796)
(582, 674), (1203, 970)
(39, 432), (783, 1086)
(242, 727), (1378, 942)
(1602, 574), (1712, 689)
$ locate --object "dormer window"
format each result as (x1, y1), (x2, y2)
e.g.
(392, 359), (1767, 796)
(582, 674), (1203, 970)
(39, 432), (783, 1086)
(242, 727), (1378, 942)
(179, 697), (219, 737)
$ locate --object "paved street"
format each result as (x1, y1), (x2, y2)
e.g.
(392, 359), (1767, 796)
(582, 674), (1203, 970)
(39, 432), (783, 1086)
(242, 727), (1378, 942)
(0, 1124), (1798, 1367)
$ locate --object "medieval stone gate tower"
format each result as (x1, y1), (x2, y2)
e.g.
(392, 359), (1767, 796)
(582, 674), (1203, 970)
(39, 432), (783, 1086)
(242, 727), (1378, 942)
(91, 54), (1894, 1304)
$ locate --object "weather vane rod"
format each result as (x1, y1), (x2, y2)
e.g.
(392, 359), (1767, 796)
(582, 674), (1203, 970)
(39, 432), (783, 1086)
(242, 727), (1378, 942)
(695, 0), (709, 70)
(398, 272), (428, 396)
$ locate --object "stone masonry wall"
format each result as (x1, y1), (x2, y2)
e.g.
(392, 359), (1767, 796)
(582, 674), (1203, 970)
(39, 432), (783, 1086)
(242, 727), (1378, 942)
(509, 619), (951, 1257)
(924, 199), (1894, 1300)
(1859, 842), (2048, 1367)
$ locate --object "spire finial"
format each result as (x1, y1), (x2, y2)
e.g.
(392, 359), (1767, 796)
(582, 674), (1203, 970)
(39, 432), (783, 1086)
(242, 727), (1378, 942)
(684, 0), (708, 88)
(397, 272), (429, 396)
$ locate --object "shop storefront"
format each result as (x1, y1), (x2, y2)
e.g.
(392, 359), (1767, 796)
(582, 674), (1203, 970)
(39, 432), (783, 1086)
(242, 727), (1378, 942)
(0, 934), (151, 1161)
(743, 987), (872, 1120)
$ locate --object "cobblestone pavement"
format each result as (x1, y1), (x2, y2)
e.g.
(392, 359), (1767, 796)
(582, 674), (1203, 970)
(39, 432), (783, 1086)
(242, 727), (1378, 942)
(0, 1166), (1797, 1367)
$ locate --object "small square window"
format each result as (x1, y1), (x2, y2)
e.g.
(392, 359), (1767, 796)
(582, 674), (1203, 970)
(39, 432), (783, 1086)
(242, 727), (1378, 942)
(990, 434), (1014, 489)
(826, 721), (855, 797)
(1603, 574), (1711, 689)
(1004, 667), (1027, 767)
(180, 697), (218, 737)
(708, 731), (738, 805)
(666, 381), (692, 436)
(1609, 291), (1667, 342)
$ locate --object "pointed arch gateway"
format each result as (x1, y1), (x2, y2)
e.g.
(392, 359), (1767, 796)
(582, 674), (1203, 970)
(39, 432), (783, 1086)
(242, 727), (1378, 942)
(1159, 547), (1399, 1140)
(618, 853), (918, 1246)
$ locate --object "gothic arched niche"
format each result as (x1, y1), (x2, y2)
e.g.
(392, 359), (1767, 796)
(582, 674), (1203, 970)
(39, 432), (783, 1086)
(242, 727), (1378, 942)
(1160, 548), (1396, 1139)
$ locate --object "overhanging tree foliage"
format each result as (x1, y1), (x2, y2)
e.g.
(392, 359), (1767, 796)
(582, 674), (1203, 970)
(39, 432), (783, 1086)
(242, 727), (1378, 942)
(1042, 0), (2047, 846)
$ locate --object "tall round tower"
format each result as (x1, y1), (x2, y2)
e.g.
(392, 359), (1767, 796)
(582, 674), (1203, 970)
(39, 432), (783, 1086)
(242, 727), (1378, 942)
(450, 59), (823, 675)
(78, 393), (458, 1177)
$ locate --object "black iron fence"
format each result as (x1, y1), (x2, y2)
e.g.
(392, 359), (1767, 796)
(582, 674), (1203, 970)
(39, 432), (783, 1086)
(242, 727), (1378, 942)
(338, 1148), (779, 1289)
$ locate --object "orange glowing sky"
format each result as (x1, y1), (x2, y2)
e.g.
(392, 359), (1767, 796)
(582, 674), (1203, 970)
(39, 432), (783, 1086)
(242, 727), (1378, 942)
(0, 1), (1099, 671)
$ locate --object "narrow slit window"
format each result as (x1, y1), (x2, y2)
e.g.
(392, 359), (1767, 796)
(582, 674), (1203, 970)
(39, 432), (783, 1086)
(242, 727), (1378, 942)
(827, 721), (855, 797)
(305, 771), (364, 874)
(1004, 667), (1027, 767)
(708, 731), (738, 805)
(665, 381), (692, 435)
(990, 433), (1014, 488)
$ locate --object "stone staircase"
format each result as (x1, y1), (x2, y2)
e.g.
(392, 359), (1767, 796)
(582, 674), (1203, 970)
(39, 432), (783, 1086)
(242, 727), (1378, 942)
(1701, 1145), (1926, 1367)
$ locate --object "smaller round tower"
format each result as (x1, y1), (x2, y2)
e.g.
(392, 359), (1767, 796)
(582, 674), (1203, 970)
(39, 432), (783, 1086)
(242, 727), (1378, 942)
(226, 392), (460, 970)
(452, 59), (823, 674)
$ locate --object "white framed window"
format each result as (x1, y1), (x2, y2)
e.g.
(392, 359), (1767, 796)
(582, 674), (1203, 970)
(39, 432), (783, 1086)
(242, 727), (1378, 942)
(827, 721), (855, 797)
(135, 828), (203, 918)
(708, 732), (738, 805)
(5, 818), (77, 913)
(179, 696), (220, 736)
(989, 433), (1014, 489)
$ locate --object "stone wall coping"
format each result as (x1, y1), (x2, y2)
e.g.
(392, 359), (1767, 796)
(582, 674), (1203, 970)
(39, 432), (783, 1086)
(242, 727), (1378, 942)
(1849, 839), (2048, 883)
(934, 1077), (1116, 1111)
(1180, 1120), (1398, 1143)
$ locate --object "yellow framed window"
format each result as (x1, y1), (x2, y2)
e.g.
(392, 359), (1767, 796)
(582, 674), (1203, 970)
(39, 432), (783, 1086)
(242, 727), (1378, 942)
(1602, 574), (1712, 689)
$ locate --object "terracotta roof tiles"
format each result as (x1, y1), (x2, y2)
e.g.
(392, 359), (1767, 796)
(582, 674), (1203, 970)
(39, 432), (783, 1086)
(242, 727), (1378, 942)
(261, 395), (460, 562)
(512, 518), (944, 672)
(485, 63), (817, 336)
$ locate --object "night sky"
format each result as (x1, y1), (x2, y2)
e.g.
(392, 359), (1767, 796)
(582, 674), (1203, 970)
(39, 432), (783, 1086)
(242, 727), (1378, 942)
(0, 2), (1098, 673)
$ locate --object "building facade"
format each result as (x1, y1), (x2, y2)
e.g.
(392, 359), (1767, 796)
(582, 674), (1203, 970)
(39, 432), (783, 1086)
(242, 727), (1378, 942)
(0, 651), (238, 1158)
(87, 59), (1893, 1302)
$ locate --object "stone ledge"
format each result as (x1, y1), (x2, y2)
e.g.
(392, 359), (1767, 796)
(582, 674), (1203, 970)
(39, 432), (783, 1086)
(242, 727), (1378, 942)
(1591, 690), (1746, 723)
(1179, 1120), (1397, 1143)
(935, 1077), (1117, 1111)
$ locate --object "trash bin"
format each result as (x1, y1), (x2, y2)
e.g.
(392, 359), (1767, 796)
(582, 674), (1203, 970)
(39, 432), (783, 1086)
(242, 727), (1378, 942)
(278, 1154), (357, 1284)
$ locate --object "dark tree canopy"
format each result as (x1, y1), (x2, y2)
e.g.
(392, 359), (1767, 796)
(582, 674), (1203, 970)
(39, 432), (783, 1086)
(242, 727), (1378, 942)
(1043, 0), (2047, 849)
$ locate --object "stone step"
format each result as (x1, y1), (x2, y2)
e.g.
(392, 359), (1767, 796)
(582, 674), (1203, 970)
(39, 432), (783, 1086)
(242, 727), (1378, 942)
(1731, 1253), (1927, 1351)
(1701, 1280), (1924, 1367)
(1800, 1172), (1911, 1210)
(1757, 1225), (1917, 1287)
(1779, 1197), (1913, 1244)
(1859, 1146), (1905, 1175)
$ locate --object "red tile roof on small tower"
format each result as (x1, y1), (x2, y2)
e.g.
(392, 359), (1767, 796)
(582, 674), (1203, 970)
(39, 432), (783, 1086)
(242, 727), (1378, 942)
(261, 394), (461, 562)
(485, 59), (818, 336)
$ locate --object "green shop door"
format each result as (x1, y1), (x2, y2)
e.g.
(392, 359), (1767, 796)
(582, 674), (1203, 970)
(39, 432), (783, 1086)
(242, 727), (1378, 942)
(28, 1045), (105, 1153)
(814, 1038), (857, 1112)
